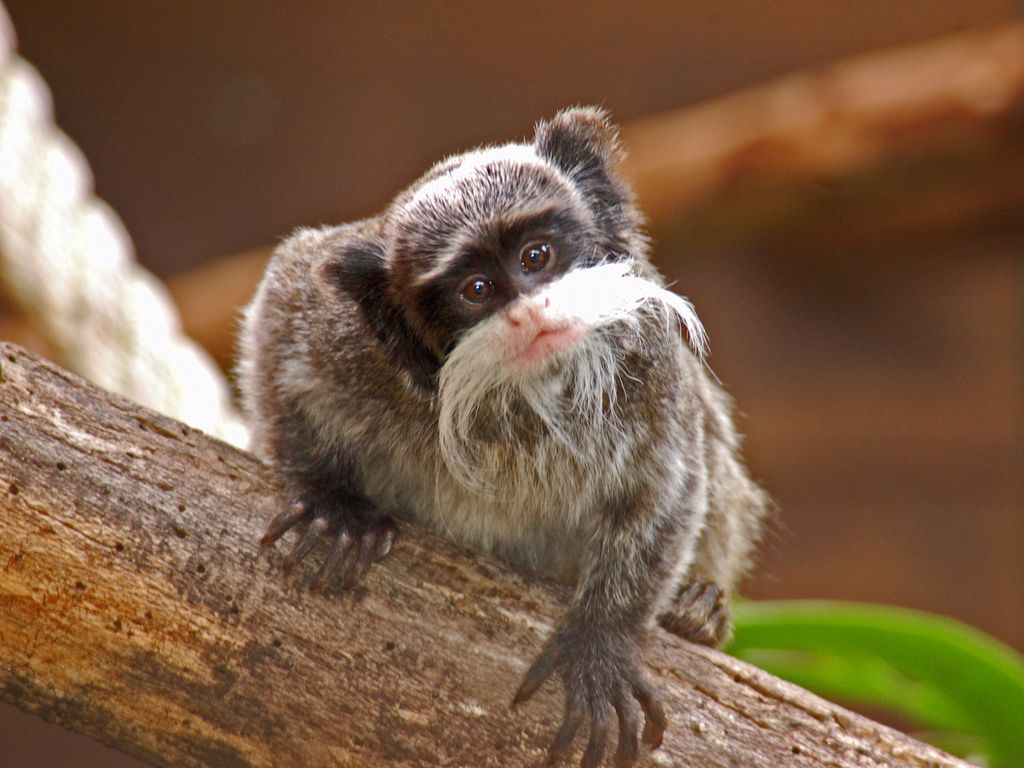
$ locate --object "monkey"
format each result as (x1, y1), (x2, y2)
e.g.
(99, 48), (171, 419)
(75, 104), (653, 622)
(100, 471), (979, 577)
(237, 106), (768, 767)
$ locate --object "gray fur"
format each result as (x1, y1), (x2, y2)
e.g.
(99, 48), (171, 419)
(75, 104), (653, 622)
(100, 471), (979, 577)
(238, 106), (768, 767)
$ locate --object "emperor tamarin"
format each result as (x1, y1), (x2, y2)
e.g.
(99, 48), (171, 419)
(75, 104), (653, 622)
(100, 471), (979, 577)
(238, 106), (768, 767)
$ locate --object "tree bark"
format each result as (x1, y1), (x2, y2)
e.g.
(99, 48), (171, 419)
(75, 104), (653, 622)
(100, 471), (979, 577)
(0, 343), (969, 768)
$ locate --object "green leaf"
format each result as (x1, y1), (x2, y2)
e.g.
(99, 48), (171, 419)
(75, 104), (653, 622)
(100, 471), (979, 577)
(727, 600), (1024, 767)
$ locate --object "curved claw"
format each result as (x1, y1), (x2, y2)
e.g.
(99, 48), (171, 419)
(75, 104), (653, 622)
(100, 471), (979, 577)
(309, 517), (398, 591)
(372, 519), (397, 561)
(580, 705), (612, 768)
(309, 528), (355, 591)
(516, 630), (667, 767)
(633, 679), (666, 750)
(260, 501), (309, 545)
(546, 702), (585, 766)
(613, 699), (640, 767)
(263, 490), (399, 591)
(512, 645), (559, 707)
(340, 529), (376, 589)
(283, 515), (330, 571)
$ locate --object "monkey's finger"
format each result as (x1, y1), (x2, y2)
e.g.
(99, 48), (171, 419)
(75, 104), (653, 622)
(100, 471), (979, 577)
(261, 501), (309, 545)
(512, 649), (558, 707)
(309, 529), (355, 591)
(580, 704), (612, 768)
(340, 529), (377, 589)
(612, 697), (640, 767)
(633, 680), (666, 750)
(282, 515), (330, 571)
(544, 696), (585, 768)
(545, 702), (584, 766)
(372, 518), (397, 561)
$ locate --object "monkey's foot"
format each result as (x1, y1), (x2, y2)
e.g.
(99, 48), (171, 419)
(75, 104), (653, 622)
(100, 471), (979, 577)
(261, 499), (397, 591)
(513, 625), (666, 768)
(658, 580), (731, 647)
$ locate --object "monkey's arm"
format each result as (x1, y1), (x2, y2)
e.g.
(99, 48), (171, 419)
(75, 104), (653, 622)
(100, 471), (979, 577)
(513, 482), (699, 767)
(240, 226), (410, 591)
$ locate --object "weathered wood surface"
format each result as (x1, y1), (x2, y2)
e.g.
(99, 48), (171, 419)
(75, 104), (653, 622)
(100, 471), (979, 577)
(0, 343), (968, 768)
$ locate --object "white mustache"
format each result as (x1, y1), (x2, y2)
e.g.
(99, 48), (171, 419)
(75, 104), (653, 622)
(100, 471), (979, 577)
(436, 260), (708, 498)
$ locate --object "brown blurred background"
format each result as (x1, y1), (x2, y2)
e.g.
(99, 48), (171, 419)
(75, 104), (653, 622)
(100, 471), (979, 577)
(1, 2), (1021, 766)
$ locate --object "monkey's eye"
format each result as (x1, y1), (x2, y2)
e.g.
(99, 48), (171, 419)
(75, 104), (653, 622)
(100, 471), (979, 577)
(521, 242), (553, 273)
(459, 276), (494, 304)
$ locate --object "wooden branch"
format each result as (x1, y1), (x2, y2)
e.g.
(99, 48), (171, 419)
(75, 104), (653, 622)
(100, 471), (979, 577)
(166, 21), (1024, 372)
(0, 342), (967, 768)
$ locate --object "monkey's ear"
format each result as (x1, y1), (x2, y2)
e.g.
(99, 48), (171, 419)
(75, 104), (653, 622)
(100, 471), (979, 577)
(321, 233), (441, 390)
(321, 234), (389, 301)
(535, 107), (642, 254)
(533, 106), (623, 178)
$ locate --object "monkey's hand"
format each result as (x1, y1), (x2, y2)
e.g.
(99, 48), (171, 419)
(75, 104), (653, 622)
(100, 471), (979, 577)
(260, 493), (396, 591)
(513, 622), (666, 767)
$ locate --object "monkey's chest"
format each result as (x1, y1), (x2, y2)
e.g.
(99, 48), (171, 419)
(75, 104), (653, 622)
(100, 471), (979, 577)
(357, 437), (604, 584)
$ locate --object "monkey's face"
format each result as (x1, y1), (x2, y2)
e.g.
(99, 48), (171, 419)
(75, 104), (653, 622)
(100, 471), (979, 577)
(369, 109), (705, 493)
(387, 142), (603, 373)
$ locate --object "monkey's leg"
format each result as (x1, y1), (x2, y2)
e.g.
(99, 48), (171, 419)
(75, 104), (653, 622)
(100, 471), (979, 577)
(657, 580), (731, 647)
(513, 497), (687, 768)
(261, 485), (396, 592)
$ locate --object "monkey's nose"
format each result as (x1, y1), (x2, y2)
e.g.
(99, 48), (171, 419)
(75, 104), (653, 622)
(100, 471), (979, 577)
(505, 299), (547, 328)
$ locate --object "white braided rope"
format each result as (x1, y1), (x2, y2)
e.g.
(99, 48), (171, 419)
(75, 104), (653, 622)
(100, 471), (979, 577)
(0, 4), (248, 448)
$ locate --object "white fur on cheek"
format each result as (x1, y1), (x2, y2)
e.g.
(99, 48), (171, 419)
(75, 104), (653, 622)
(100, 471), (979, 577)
(436, 260), (708, 498)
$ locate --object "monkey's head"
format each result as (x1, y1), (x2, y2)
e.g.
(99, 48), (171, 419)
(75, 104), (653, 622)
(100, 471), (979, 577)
(384, 106), (646, 365)
(327, 107), (706, 494)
